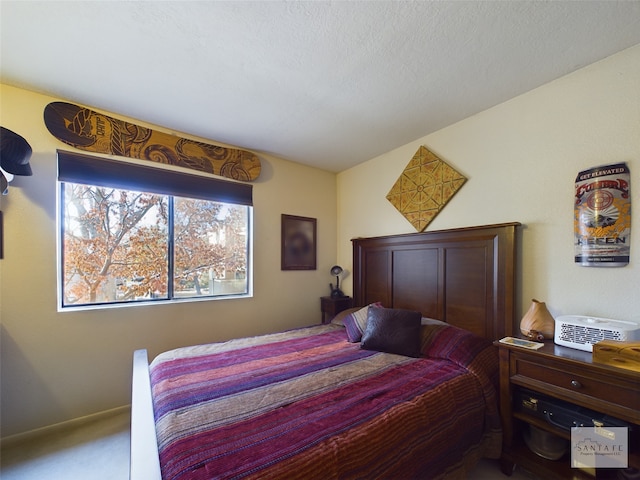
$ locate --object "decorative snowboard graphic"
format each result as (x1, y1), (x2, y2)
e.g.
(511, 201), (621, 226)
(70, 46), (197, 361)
(574, 163), (631, 266)
(44, 102), (261, 182)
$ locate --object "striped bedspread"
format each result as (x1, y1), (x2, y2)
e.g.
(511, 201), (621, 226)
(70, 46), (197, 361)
(150, 323), (501, 480)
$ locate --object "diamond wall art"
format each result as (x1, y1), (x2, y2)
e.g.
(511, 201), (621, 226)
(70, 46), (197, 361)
(386, 146), (467, 232)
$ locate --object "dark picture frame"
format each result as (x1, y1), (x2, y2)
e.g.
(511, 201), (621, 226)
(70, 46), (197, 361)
(281, 214), (316, 270)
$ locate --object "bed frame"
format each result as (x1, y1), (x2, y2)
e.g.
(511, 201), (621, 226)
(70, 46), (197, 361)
(352, 222), (520, 341)
(130, 221), (520, 479)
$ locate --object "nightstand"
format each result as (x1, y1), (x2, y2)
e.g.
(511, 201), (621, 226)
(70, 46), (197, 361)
(496, 340), (640, 479)
(320, 296), (353, 324)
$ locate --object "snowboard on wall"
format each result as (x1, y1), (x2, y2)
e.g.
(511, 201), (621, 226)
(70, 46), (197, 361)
(44, 101), (261, 182)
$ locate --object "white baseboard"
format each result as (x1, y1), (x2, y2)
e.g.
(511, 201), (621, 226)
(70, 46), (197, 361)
(0, 405), (130, 449)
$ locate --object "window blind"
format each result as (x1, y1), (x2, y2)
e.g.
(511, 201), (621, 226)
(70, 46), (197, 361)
(57, 150), (253, 206)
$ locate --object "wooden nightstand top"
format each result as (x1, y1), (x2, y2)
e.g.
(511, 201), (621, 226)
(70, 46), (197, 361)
(495, 340), (640, 382)
(320, 296), (353, 324)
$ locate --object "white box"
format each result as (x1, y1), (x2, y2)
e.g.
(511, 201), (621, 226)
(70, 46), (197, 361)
(554, 315), (640, 352)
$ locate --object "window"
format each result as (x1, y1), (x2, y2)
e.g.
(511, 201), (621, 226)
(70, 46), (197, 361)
(58, 151), (252, 309)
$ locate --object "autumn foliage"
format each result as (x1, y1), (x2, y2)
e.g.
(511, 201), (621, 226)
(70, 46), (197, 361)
(62, 183), (248, 306)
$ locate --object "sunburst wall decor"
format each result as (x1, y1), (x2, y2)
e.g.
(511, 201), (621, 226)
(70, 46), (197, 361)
(386, 146), (467, 232)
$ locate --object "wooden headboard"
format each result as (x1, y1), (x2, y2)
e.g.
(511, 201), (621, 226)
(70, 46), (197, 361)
(352, 222), (520, 341)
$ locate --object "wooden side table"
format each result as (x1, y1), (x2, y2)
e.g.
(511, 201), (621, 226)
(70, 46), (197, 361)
(495, 340), (640, 479)
(320, 296), (353, 324)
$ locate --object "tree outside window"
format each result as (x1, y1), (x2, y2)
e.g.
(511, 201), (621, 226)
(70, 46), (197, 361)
(61, 182), (249, 308)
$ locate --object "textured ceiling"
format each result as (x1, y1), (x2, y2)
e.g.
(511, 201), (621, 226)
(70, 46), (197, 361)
(2, 1), (640, 173)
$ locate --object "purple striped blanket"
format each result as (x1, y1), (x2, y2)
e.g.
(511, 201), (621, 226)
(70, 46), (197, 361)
(150, 323), (501, 479)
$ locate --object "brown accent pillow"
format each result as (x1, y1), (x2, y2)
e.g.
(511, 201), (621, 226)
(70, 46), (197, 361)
(360, 307), (422, 357)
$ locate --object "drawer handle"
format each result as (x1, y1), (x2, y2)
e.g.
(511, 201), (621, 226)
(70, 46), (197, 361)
(570, 380), (582, 389)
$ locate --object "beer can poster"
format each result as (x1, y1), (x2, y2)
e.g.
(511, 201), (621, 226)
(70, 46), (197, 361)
(574, 162), (631, 266)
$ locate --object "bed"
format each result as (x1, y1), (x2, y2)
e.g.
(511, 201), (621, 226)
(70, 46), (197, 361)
(130, 222), (520, 480)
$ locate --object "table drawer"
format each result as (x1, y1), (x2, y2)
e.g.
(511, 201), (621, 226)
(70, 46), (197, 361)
(511, 354), (639, 420)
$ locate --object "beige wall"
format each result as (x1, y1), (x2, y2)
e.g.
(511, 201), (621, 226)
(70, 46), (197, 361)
(2, 44), (639, 438)
(337, 44), (640, 327)
(0, 84), (338, 438)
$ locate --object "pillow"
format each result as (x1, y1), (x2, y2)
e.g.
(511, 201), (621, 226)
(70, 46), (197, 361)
(420, 322), (492, 368)
(330, 307), (361, 326)
(421, 317), (447, 326)
(343, 302), (382, 342)
(360, 307), (422, 357)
